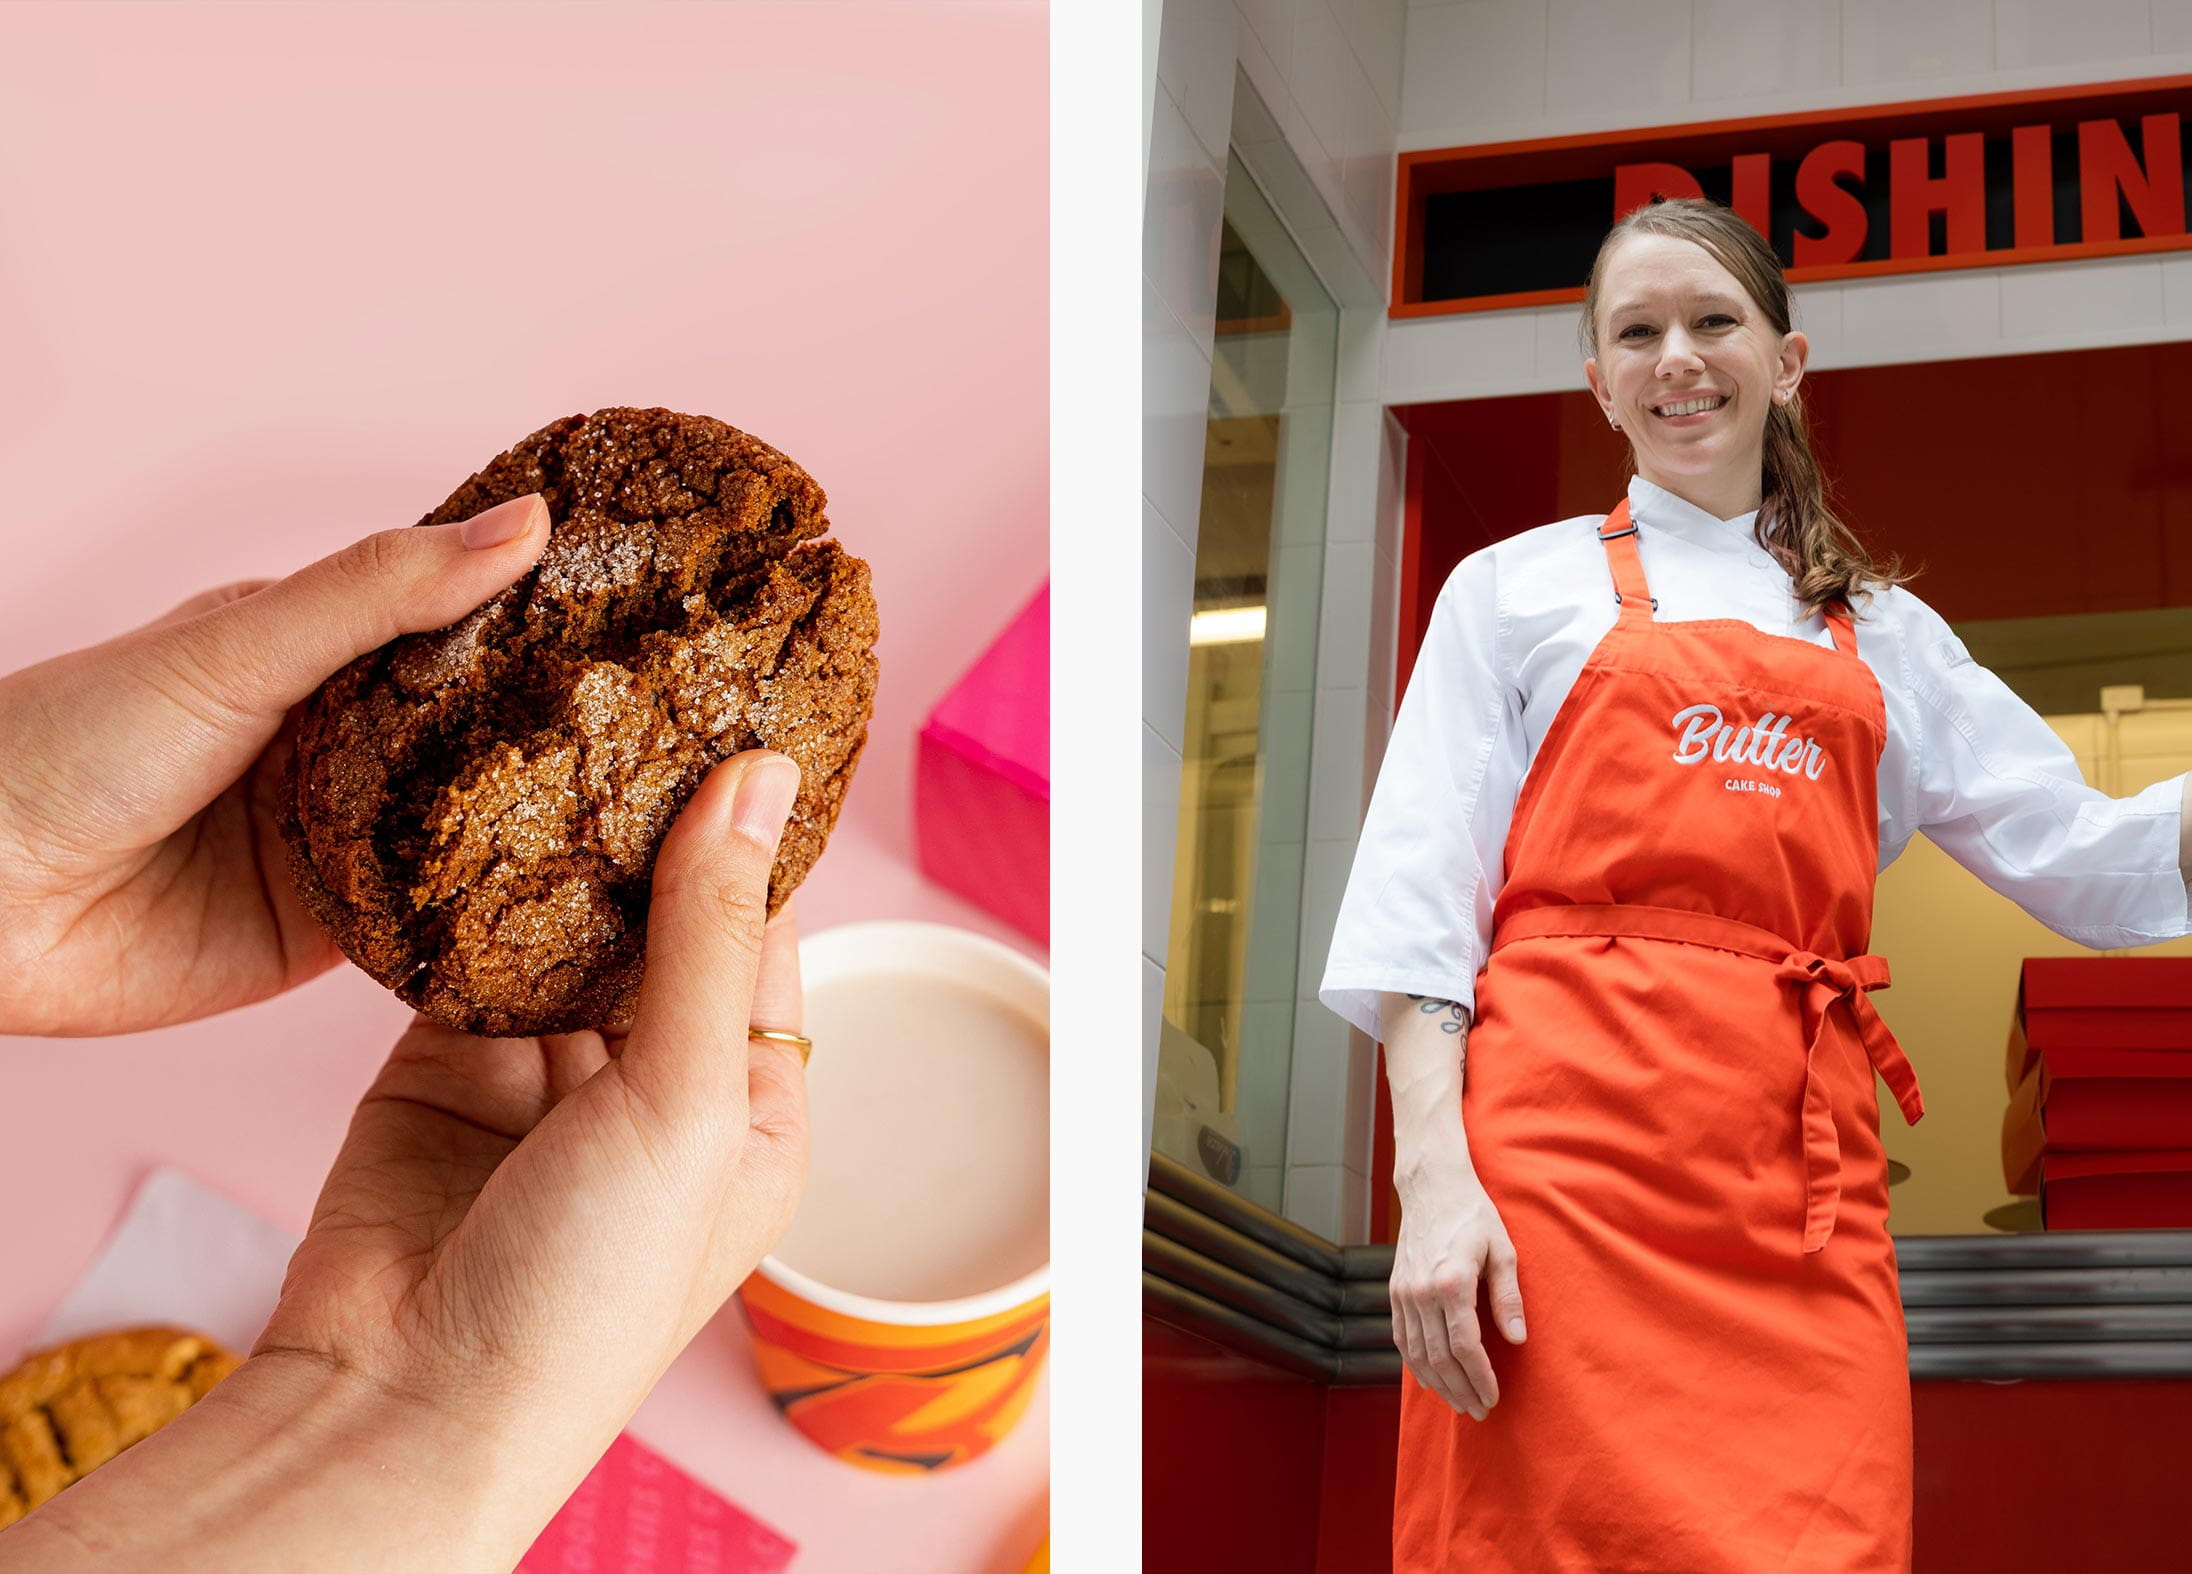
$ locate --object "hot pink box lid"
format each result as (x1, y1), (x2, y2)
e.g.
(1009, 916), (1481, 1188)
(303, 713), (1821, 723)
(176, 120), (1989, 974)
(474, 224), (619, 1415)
(520, 1430), (798, 1573)
(923, 581), (1048, 800)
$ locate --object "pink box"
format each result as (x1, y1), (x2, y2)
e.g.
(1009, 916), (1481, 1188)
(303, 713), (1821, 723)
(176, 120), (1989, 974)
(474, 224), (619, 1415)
(520, 1431), (797, 1573)
(915, 581), (1049, 943)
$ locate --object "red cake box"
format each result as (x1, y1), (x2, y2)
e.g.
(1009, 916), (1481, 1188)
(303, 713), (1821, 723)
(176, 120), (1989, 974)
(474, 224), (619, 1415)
(2008, 958), (2192, 1087)
(2041, 1150), (2192, 1231)
(1999, 958), (2192, 1196)
(915, 580), (1048, 944)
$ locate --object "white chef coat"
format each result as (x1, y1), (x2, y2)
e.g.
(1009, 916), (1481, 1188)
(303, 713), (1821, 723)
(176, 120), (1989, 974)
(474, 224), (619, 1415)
(1319, 473), (2192, 1041)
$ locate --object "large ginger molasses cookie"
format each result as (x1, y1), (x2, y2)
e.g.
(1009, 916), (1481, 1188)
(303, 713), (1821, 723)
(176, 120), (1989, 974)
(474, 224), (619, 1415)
(280, 408), (880, 1038)
(0, 1326), (240, 1526)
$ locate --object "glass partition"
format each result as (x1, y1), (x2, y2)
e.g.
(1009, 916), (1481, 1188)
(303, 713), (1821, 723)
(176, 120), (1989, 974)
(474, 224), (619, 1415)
(1151, 155), (1337, 1215)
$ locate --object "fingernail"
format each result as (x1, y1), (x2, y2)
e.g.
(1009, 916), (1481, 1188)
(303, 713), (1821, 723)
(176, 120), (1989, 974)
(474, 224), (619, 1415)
(459, 494), (543, 550)
(730, 754), (801, 843)
(1508, 1318), (1526, 1341)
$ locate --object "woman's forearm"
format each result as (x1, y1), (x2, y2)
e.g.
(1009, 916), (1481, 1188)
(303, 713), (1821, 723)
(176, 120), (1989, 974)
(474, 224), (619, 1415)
(1381, 992), (1476, 1198)
(0, 1351), (581, 1573)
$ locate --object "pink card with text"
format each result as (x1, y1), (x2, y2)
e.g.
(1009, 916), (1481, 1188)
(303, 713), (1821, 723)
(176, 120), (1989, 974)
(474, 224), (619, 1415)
(520, 1431), (797, 1573)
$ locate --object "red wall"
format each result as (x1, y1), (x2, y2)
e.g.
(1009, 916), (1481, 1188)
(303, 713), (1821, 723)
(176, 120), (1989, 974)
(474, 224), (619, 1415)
(1144, 1319), (1325, 1572)
(1239, 1377), (2192, 1572)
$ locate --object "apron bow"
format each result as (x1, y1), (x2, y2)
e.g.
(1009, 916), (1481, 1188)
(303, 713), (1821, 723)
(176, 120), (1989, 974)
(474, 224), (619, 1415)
(1772, 949), (1926, 1255)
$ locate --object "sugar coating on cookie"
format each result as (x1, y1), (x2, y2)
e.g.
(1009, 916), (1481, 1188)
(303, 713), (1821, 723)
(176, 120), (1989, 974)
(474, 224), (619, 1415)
(279, 407), (880, 1038)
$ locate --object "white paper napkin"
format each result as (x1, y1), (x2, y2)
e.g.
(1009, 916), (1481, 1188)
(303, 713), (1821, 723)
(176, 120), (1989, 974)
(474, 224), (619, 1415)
(35, 1167), (299, 1356)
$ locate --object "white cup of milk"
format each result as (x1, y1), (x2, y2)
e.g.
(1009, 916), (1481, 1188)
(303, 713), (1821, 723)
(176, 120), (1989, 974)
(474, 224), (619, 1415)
(734, 921), (1050, 1472)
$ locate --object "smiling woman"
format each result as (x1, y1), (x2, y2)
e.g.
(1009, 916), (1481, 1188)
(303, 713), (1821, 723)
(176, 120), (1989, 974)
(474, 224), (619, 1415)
(1578, 205), (1912, 612)
(1318, 192), (2192, 1574)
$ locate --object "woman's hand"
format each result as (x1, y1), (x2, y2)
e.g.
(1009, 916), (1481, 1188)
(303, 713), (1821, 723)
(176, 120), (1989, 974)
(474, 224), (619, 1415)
(1390, 1162), (1525, 1422)
(1380, 991), (1527, 1422)
(0, 749), (809, 1573)
(0, 494), (550, 1038)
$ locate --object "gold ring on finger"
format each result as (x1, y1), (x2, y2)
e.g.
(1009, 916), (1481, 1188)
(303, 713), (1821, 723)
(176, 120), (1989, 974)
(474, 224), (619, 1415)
(748, 1027), (812, 1065)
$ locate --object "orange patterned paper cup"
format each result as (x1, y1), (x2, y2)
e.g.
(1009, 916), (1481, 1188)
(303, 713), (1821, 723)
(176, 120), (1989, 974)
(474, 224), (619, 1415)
(736, 923), (1049, 1473)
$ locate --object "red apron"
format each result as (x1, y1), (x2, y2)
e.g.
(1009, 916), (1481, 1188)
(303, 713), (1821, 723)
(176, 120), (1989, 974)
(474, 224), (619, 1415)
(1393, 498), (1928, 1573)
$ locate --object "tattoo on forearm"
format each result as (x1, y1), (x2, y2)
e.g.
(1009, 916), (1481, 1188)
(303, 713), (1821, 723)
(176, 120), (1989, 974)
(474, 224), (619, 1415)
(1405, 994), (1468, 1035)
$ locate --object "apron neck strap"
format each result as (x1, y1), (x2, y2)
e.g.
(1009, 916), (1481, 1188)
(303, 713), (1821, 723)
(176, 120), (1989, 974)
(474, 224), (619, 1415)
(1602, 496), (1865, 656)
(1597, 498), (1654, 625)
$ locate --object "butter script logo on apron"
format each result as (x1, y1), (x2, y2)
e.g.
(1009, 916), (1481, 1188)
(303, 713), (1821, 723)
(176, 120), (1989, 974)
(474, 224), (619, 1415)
(1393, 497), (1926, 1574)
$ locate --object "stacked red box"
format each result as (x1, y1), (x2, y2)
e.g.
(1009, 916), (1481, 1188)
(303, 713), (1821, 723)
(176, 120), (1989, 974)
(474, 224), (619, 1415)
(2000, 958), (2192, 1228)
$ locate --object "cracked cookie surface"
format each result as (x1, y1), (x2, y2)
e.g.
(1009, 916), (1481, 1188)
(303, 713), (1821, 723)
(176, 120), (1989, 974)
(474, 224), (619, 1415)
(280, 407), (880, 1038)
(0, 1326), (240, 1526)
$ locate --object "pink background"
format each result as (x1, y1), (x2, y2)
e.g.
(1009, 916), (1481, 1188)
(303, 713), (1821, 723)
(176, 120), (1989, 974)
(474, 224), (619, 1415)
(0, 4), (1048, 1571)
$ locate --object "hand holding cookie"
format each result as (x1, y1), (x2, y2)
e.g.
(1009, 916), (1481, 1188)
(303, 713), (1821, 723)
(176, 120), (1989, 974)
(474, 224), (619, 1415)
(0, 493), (553, 1037)
(0, 751), (810, 1570)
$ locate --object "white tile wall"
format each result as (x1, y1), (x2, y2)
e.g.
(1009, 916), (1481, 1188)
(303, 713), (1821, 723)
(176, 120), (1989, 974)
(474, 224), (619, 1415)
(1239, 0), (1297, 81)
(1158, 0), (1243, 161)
(1283, 1162), (1347, 1238)
(1296, 836), (1359, 989)
(1340, 1165), (1370, 1241)
(1691, 1), (1842, 104)
(1994, 0), (2149, 71)
(1143, 499), (1196, 754)
(1273, 400), (1336, 545)
(1144, 953), (1166, 1181)
(1236, 1000), (1298, 1163)
(1293, 2), (1397, 264)
(1143, 278), (1213, 538)
(1401, 2), (1548, 136)
(1839, 0), (1993, 87)
(1286, 1008), (1353, 1165)
(1241, 1163), (1287, 1213)
(1403, 0), (2192, 152)
(1839, 270), (2002, 361)
(2165, 254), (2192, 323)
(1326, 401), (1387, 541)
(1315, 538), (1377, 694)
(1999, 257), (2166, 343)
(1335, 304), (1386, 403)
(1368, 528), (1399, 728)
(1534, 302), (1593, 391)
(1383, 306), (1538, 402)
(1789, 282), (1845, 368)
(1544, 0), (1691, 121)
(2160, 0), (2192, 55)
(1309, 685), (1372, 840)
(1260, 682), (1315, 841)
(1243, 839), (1308, 1002)
(1262, 544), (1322, 698)
(1143, 719), (1185, 962)
(1341, 0), (1408, 122)
(1146, 91), (1227, 353)
(1344, 1026), (1378, 1173)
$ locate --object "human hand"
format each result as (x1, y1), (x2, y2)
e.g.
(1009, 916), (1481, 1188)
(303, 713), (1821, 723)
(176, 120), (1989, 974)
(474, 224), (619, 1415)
(0, 494), (550, 1037)
(256, 747), (808, 1464)
(1390, 1164), (1527, 1422)
(0, 749), (809, 1573)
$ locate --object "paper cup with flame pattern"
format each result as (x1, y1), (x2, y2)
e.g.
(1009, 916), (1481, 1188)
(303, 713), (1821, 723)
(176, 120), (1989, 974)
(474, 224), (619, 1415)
(736, 922), (1049, 1473)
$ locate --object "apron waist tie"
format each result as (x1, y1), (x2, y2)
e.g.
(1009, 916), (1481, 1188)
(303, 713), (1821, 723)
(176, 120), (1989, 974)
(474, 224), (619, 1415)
(1493, 902), (1926, 1256)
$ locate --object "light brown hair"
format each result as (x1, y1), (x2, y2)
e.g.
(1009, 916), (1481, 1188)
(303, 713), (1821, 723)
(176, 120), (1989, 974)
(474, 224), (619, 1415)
(1577, 194), (1915, 616)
